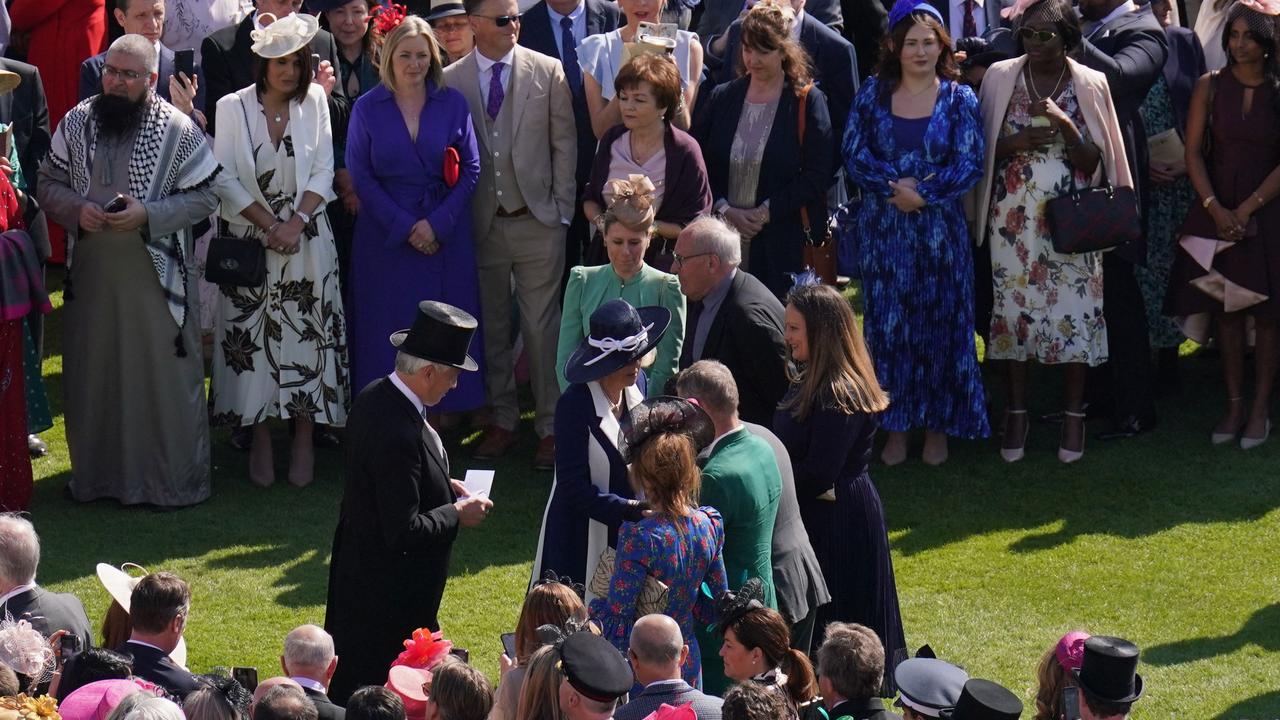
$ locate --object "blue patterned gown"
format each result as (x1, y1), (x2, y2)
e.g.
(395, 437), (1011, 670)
(843, 77), (989, 439)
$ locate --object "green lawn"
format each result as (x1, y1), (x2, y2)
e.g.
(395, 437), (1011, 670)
(29, 277), (1280, 719)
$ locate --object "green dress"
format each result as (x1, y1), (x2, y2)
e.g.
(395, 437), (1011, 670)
(695, 427), (782, 695)
(1137, 77), (1192, 349)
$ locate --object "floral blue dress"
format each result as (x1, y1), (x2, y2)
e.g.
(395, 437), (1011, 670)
(843, 77), (989, 438)
(590, 506), (728, 686)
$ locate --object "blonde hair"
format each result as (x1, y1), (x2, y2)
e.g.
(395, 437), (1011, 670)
(783, 284), (889, 420)
(379, 16), (445, 90)
(514, 645), (562, 720)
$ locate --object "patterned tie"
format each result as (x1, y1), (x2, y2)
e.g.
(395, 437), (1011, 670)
(487, 61), (506, 121)
(963, 0), (978, 38)
(560, 16), (583, 92)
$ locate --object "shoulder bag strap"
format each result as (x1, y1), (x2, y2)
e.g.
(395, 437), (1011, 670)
(796, 83), (813, 240)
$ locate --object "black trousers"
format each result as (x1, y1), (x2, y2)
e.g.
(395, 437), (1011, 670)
(1091, 253), (1156, 423)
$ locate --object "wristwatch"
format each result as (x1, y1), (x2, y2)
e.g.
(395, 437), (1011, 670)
(295, 209), (312, 225)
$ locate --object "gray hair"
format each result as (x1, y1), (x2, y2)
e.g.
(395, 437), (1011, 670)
(394, 352), (451, 375)
(628, 614), (683, 665)
(283, 624), (335, 672)
(0, 514), (39, 586)
(122, 697), (184, 720)
(685, 215), (742, 266)
(106, 692), (154, 720)
(676, 360), (740, 416)
(108, 34), (160, 75)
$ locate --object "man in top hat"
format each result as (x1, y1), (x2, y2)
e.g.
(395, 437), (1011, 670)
(325, 301), (495, 705)
(941, 679), (1022, 720)
(427, 0), (478, 64)
(894, 657), (969, 719)
(558, 631), (634, 720)
(1074, 636), (1143, 719)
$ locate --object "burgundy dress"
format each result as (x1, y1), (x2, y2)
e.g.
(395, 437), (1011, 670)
(1165, 70), (1280, 327)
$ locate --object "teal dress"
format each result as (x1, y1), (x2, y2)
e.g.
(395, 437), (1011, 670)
(1137, 77), (1191, 349)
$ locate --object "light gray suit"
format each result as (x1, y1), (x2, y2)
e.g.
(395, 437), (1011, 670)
(444, 46), (577, 437)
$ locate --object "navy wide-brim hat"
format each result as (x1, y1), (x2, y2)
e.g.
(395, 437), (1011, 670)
(390, 300), (479, 371)
(563, 299), (671, 385)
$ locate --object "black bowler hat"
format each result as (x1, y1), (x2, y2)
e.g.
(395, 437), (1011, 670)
(1074, 636), (1143, 704)
(390, 300), (479, 371)
(941, 679), (1023, 720)
(563, 299), (671, 385)
(559, 631), (633, 703)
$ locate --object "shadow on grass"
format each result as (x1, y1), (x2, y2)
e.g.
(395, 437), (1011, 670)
(1215, 690), (1280, 719)
(1143, 603), (1280, 667)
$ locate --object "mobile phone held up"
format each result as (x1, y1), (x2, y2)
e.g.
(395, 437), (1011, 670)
(501, 632), (517, 659)
(104, 194), (128, 213)
(1062, 686), (1081, 720)
(174, 49), (195, 84)
(232, 666), (259, 693)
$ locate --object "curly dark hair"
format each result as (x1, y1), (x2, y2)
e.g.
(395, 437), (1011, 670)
(737, 2), (813, 92)
(721, 681), (791, 720)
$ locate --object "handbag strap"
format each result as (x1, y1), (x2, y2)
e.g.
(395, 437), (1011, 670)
(1202, 69), (1219, 156)
(796, 83), (815, 241)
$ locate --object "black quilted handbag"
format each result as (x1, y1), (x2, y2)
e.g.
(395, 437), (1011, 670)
(205, 220), (266, 287)
(1046, 181), (1141, 255)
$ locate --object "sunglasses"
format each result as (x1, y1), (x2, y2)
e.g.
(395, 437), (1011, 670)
(1018, 27), (1059, 43)
(474, 12), (521, 26)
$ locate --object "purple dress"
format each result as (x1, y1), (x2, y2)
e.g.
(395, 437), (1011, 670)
(345, 82), (485, 409)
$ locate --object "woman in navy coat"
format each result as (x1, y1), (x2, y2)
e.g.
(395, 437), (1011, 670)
(345, 16), (485, 410)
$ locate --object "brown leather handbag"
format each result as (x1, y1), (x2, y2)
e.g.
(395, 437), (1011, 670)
(797, 84), (837, 284)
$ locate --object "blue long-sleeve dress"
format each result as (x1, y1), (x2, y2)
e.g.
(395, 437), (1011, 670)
(345, 81), (486, 409)
(843, 77), (989, 438)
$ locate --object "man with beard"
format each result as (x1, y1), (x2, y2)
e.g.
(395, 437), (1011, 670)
(37, 34), (221, 508)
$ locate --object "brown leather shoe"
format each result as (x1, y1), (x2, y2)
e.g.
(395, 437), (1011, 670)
(533, 435), (555, 471)
(473, 426), (518, 459)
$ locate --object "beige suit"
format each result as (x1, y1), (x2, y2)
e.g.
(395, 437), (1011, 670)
(445, 46), (577, 437)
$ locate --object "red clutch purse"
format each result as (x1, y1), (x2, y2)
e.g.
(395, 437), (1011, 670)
(443, 146), (460, 188)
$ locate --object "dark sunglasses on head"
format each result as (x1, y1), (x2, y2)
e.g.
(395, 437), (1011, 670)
(1018, 27), (1059, 43)
(475, 12), (521, 26)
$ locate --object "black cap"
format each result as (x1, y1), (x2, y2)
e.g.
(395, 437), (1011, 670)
(1074, 636), (1143, 704)
(560, 632), (633, 702)
(942, 679), (1023, 720)
(390, 300), (479, 371)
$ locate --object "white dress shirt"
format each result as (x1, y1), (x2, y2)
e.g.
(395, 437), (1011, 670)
(547, 1), (587, 60)
(475, 46), (517, 101)
(949, 0), (987, 41)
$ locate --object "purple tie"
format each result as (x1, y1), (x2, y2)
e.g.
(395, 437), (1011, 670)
(487, 61), (506, 121)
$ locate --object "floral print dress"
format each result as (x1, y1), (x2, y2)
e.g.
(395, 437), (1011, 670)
(988, 77), (1108, 366)
(1136, 77), (1191, 349)
(589, 506), (728, 686)
(211, 115), (349, 427)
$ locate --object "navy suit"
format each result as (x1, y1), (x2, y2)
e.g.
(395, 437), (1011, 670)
(117, 641), (200, 699)
(704, 13), (856, 154)
(78, 45), (207, 111)
(828, 698), (901, 720)
(0, 58), (50, 196)
(615, 679), (723, 720)
(302, 687), (346, 720)
(1161, 25), (1206, 137)
(1077, 5), (1167, 431)
(928, 0), (1013, 42)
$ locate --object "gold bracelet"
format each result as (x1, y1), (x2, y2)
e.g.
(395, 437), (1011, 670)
(1202, 195), (1216, 209)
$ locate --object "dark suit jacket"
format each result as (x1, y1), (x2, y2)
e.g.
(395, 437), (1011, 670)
(77, 45), (207, 111)
(200, 16), (348, 140)
(117, 641), (200, 699)
(0, 586), (92, 646)
(694, 77), (835, 296)
(827, 697), (901, 720)
(930, 0), (1012, 42)
(1161, 25), (1206, 137)
(842, 0), (887, 78)
(706, 13), (858, 147)
(302, 686), (346, 720)
(0, 58), (51, 195)
(742, 422), (831, 627)
(684, 269), (788, 427)
(519, 0), (622, 187)
(1077, 5), (1168, 265)
(325, 377), (460, 705)
(614, 679), (724, 720)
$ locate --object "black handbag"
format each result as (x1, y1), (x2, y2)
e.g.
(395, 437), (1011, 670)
(1046, 175), (1141, 255)
(205, 220), (266, 286)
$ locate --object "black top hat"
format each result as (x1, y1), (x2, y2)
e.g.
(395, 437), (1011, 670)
(563, 299), (671, 385)
(426, 0), (467, 21)
(304, 0), (353, 13)
(1073, 636), (1143, 704)
(617, 396), (715, 463)
(390, 300), (479, 371)
(559, 631), (633, 703)
(941, 679), (1023, 720)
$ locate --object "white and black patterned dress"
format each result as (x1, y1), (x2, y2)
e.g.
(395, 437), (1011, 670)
(211, 111), (349, 427)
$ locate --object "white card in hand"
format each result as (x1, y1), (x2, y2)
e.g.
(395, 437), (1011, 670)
(463, 469), (495, 498)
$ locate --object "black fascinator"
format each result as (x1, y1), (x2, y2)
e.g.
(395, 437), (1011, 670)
(532, 570), (586, 601)
(714, 577), (767, 636)
(618, 396), (716, 463)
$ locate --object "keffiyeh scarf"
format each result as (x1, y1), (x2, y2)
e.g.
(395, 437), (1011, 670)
(48, 94), (220, 340)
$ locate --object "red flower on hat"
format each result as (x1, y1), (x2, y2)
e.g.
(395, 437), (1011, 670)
(393, 628), (454, 670)
(372, 3), (409, 35)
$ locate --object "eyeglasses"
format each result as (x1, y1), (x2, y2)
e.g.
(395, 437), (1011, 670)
(473, 12), (521, 26)
(103, 65), (147, 81)
(1017, 27), (1059, 43)
(672, 252), (712, 267)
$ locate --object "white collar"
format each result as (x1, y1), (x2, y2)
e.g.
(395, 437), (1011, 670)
(475, 46), (517, 72)
(0, 583), (35, 606)
(790, 10), (805, 39)
(707, 425), (745, 456)
(547, 1), (585, 23)
(388, 372), (425, 417)
(1093, 0), (1138, 31)
(291, 677), (327, 693)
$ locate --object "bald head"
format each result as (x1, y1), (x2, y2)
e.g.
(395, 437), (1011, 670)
(282, 624), (337, 684)
(251, 677), (302, 717)
(628, 615), (686, 685)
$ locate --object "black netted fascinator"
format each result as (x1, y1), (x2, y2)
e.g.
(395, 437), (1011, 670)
(714, 577), (767, 636)
(618, 396), (716, 463)
(532, 570), (586, 601)
(534, 617), (593, 649)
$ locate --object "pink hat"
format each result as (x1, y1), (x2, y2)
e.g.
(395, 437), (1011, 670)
(385, 666), (431, 720)
(59, 679), (155, 720)
(1055, 631), (1092, 672)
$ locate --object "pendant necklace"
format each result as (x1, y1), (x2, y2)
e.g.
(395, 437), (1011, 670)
(1026, 63), (1067, 102)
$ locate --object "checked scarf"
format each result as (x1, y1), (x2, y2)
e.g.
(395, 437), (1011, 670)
(48, 93), (220, 338)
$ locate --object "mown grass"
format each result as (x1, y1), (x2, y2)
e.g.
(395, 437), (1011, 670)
(30, 274), (1280, 719)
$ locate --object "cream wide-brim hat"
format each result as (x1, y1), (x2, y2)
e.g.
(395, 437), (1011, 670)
(95, 563), (189, 669)
(249, 12), (320, 59)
